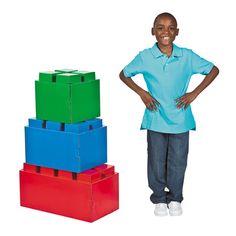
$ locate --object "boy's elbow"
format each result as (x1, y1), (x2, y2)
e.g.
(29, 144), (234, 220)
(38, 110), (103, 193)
(119, 70), (126, 81)
(119, 70), (123, 79)
(213, 65), (220, 76)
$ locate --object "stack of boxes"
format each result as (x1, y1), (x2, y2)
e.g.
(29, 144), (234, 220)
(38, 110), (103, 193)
(19, 69), (119, 222)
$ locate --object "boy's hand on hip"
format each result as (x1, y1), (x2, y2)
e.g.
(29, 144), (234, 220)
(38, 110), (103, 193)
(176, 91), (198, 110)
(139, 90), (160, 111)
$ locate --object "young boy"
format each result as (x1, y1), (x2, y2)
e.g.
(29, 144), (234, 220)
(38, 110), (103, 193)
(119, 12), (219, 216)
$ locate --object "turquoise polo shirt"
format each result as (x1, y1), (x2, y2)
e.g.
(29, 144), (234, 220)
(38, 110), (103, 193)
(123, 43), (214, 133)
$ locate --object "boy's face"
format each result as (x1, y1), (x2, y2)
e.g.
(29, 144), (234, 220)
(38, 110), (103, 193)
(152, 16), (179, 47)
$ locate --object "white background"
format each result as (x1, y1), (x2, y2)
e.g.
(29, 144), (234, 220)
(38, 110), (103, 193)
(0, 0), (235, 235)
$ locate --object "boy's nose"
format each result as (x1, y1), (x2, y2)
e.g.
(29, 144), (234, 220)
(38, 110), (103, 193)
(165, 28), (171, 33)
(163, 29), (169, 34)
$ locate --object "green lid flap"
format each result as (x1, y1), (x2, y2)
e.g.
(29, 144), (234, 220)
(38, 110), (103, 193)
(39, 71), (61, 82)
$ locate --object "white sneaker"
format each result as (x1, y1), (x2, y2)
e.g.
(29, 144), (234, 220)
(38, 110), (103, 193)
(154, 203), (168, 216)
(168, 201), (182, 216)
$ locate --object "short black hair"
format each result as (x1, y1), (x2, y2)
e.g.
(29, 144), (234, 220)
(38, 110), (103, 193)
(153, 12), (177, 27)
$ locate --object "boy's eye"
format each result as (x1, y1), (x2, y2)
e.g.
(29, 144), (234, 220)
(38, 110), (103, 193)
(169, 27), (176, 31)
(154, 26), (176, 32)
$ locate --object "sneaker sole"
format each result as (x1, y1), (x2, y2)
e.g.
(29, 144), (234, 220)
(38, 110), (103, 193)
(154, 211), (168, 217)
(169, 211), (182, 216)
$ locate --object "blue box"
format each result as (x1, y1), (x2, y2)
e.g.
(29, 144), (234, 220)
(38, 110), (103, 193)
(25, 118), (107, 173)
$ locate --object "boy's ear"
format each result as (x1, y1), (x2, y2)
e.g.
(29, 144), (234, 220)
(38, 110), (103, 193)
(151, 27), (155, 35)
(176, 28), (179, 36)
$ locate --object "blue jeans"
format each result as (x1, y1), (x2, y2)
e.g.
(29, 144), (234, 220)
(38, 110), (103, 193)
(147, 130), (189, 204)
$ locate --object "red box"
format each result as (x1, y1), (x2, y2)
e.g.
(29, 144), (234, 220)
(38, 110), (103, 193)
(20, 163), (119, 222)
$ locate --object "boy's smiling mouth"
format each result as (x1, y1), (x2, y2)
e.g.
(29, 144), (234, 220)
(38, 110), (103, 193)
(162, 36), (170, 40)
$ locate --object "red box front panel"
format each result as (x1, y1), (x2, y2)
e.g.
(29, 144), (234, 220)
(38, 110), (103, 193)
(20, 164), (119, 222)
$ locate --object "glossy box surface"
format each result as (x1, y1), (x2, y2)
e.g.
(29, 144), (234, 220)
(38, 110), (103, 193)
(35, 70), (100, 123)
(20, 163), (119, 222)
(25, 118), (107, 173)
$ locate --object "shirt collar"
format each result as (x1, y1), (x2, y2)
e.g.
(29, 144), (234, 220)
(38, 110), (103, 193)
(151, 43), (183, 58)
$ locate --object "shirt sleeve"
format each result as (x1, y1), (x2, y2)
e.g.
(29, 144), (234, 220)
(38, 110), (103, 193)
(191, 50), (214, 75)
(123, 52), (143, 78)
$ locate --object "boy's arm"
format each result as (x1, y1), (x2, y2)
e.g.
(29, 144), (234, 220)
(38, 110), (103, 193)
(176, 66), (220, 109)
(119, 70), (160, 111)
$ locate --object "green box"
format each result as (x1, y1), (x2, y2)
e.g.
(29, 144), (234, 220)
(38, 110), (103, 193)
(55, 69), (78, 73)
(56, 73), (82, 84)
(39, 71), (61, 82)
(35, 70), (100, 123)
(72, 71), (96, 82)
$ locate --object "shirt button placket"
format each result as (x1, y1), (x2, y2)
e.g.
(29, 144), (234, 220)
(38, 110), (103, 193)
(164, 62), (168, 72)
